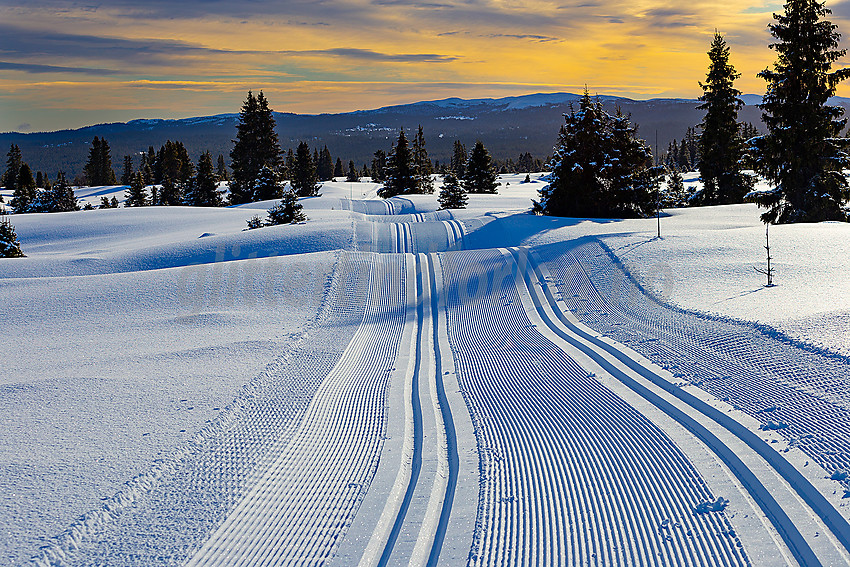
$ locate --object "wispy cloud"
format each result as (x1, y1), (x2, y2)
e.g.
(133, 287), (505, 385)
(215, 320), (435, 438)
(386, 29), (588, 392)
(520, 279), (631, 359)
(0, 60), (120, 75)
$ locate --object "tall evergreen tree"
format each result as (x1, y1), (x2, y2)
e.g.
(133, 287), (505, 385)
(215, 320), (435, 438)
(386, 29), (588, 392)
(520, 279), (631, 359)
(186, 151), (222, 206)
(697, 33), (753, 205)
(125, 172), (149, 207)
(83, 137), (116, 186)
(438, 170), (468, 210)
(0, 216), (25, 257)
(216, 154), (229, 181)
(535, 92), (657, 217)
(317, 146), (334, 181)
(2, 144), (22, 192)
(462, 141), (498, 194)
(121, 155), (134, 185)
(291, 141), (321, 197)
(159, 175), (182, 206)
(46, 171), (79, 212)
(450, 140), (467, 178)
(346, 160), (360, 182)
(334, 157), (344, 179)
(379, 130), (416, 198)
(229, 90), (282, 204)
(751, 0), (850, 223)
(371, 150), (387, 182)
(11, 163), (36, 213)
(412, 125), (434, 193)
(35, 171), (44, 189)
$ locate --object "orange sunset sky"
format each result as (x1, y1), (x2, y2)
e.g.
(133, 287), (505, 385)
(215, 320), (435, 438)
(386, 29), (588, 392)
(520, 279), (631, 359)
(3, 0), (850, 132)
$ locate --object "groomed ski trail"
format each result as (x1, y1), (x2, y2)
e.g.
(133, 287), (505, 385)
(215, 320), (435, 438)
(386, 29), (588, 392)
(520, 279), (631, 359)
(511, 246), (850, 566)
(440, 247), (753, 566)
(184, 253), (408, 567)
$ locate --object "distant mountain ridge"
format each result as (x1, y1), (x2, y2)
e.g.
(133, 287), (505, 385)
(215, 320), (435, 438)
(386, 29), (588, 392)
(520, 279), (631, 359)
(5, 92), (850, 179)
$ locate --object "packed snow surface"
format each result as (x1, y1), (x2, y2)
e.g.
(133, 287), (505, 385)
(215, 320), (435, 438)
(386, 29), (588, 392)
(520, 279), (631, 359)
(1, 175), (849, 566)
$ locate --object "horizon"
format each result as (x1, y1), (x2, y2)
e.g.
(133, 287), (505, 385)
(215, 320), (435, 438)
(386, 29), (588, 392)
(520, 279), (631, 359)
(5, 1), (850, 132)
(1, 90), (773, 135)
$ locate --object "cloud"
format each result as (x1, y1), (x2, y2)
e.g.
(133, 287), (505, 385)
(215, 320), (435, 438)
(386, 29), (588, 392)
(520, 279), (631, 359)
(283, 48), (457, 63)
(486, 34), (560, 43)
(0, 60), (120, 75)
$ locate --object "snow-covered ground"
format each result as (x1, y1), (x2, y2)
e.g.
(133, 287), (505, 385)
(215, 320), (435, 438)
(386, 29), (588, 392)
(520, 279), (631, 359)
(1, 175), (849, 566)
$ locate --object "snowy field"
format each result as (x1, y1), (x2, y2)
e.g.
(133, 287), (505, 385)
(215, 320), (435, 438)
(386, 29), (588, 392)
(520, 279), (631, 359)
(1, 175), (850, 566)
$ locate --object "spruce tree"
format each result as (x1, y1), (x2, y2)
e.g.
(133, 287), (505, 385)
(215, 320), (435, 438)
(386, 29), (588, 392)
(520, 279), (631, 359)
(664, 168), (688, 207)
(371, 150), (387, 182)
(0, 216), (25, 257)
(2, 144), (22, 193)
(266, 190), (306, 225)
(216, 154), (229, 181)
(334, 157), (344, 179)
(45, 171), (78, 212)
(535, 92), (657, 217)
(11, 163), (36, 213)
(752, 0), (850, 223)
(451, 141), (467, 178)
(253, 165), (282, 201)
(35, 171), (44, 189)
(697, 33), (753, 205)
(125, 172), (149, 207)
(186, 151), (222, 206)
(229, 90), (282, 204)
(317, 146), (334, 181)
(84, 137), (103, 186)
(291, 141), (321, 197)
(462, 141), (498, 194)
(159, 176), (181, 206)
(121, 155), (134, 185)
(438, 171), (468, 210)
(413, 125), (434, 193)
(379, 130), (416, 198)
(346, 160), (360, 182)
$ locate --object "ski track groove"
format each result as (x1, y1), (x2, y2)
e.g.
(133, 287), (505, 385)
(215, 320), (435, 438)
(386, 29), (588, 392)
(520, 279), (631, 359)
(541, 241), (850, 534)
(183, 253), (408, 567)
(519, 245), (850, 565)
(439, 247), (751, 567)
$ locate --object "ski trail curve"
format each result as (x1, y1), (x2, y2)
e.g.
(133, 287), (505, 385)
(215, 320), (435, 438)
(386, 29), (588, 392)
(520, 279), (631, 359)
(440, 247), (752, 566)
(183, 254), (408, 567)
(511, 246), (850, 566)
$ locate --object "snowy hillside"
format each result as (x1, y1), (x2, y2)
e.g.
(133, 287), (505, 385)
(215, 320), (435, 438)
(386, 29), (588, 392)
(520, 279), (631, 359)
(1, 176), (849, 566)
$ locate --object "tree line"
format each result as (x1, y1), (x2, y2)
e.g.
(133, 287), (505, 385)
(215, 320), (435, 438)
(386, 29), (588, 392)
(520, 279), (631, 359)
(538, 0), (850, 224)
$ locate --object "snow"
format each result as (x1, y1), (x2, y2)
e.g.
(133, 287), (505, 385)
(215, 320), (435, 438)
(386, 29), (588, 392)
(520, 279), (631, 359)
(2, 174), (850, 565)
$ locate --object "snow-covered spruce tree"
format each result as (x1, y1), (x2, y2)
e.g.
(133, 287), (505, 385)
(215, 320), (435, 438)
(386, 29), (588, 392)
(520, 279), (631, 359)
(186, 151), (222, 207)
(413, 125), (434, 193)
(229, 91), (282, 204)
(462, 141), (498, 194)
(751, 0), (850, 223)
(379, 130), (416, 199)
(11, 162), (36, 214)
(535, 92), (658, 217)
(0, 216), (24, 257)
(346, 160), (360, 182)
(438, 170), (468, 210)
(44, 171), (79, 212)
(664, 168), (688, 208)
(697, 33), (754, 205)
(291, 141), (321, 197)
(253, 165), (283, 202)
(125, 172), (149, 207)
(266, 189), (306, 225)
